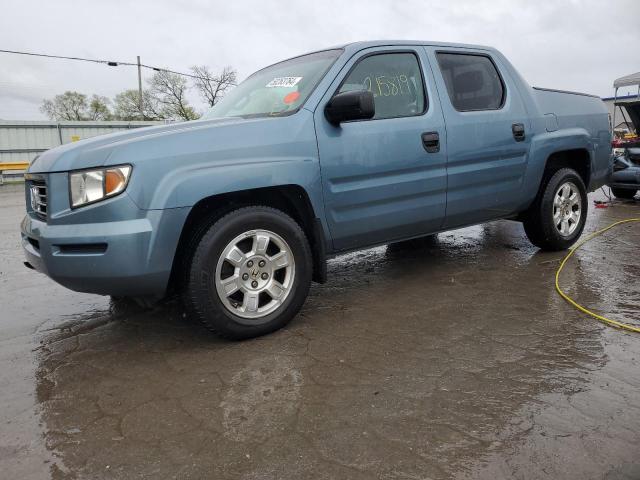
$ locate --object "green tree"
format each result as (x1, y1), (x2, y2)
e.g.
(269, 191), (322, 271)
(41, 91), (114, 121)
(40, 91), (89, 120)
(148, 70), (199, 121)
(112, 89), (161, 121)
(88, 95), (113, 120)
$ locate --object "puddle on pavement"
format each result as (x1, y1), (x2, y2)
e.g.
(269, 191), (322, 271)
(2, 185), (639, 479)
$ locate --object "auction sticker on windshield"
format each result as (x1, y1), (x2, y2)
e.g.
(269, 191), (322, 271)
(266, 77), (302, 88)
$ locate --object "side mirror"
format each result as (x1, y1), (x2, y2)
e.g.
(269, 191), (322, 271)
(324, 90), (375, 126)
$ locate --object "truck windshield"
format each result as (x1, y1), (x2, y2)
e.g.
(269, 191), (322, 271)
(202, 49), (342, 120)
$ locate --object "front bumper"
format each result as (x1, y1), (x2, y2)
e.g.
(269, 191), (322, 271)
(22, 214), (167, 295)
(20, 180), (190, 296)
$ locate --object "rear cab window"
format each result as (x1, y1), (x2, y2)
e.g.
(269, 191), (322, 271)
(436, 52), (505, 111)
(338, 52), (427, 120)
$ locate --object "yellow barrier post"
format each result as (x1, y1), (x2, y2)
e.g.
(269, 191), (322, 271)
(0, 162), (30, 170)
(0, 162), (30, 185)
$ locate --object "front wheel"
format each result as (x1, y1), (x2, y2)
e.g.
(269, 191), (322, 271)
(611, 187), (637, 200)
(523, 168), (588, 251)
(184, 206), (312, 340)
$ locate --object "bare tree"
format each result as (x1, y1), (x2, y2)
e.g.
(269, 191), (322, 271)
(191, 66), (237, 107)
(148, 71), (199, 121)
(40, 91), (89, 120)
(113, 89), (161, 121)
(40, 65), (235, 122)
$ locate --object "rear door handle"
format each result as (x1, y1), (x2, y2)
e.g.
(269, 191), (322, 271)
(422, 132), (440, 153)
(512, 123), (525, 142)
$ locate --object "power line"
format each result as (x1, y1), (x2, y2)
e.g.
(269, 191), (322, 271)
(0, 48), (199, 79)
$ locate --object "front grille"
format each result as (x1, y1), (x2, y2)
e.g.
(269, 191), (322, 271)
(29, 181), (47, 217)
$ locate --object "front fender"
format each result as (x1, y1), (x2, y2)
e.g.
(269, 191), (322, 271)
(114, 110), (328, 245)
(161, 157), (322, 212)
(112, 110), (323, 213)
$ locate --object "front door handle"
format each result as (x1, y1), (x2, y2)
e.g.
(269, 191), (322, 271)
(512, 123), (525, 142)
(422, 132), (440, 153)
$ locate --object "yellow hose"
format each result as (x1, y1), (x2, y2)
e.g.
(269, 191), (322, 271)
(555, 217), (640, 333)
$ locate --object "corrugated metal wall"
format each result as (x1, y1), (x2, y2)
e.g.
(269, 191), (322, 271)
(0, 121), (163, 164)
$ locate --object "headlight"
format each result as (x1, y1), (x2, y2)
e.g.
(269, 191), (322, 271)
(69, 165), (132, 208)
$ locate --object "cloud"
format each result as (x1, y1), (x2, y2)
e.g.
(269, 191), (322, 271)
(0, 0), (638, 119)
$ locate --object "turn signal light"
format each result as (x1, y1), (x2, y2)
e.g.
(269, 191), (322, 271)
(69, 165), (132, 208)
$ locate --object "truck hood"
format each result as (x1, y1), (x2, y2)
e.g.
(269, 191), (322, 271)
(28, 117), (251, 173)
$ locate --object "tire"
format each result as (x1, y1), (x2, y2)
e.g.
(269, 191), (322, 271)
(523, 168), (588, 251)
(184, 206), (312, 340)
(611, 187), (637, 200)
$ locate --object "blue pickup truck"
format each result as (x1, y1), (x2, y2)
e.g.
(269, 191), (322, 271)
(21, 41), (612, 339)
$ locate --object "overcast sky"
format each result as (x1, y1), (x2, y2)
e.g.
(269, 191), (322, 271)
(1, 0), (639, 120)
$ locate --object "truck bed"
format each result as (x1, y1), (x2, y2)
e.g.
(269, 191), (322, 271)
(533, 87), (609, 132)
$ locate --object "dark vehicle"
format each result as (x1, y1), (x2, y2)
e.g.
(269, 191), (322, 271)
(610, 72), (640, 199)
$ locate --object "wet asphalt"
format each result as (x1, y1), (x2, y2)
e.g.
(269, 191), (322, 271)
(0, 183), (639, 480)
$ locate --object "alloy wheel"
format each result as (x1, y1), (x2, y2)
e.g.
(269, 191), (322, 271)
(553, 181), (582, 237)
(215, 229), (295, 319)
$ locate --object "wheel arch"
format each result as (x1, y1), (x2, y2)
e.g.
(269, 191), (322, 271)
(168, 184), (327, 294)
(518, 142), (593, 218)
(543, 148), (591, 187)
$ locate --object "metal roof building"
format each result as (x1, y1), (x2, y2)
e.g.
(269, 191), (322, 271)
(0, 120), (161, 165)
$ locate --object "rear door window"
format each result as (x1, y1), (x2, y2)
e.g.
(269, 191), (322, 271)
(436, 53), (505, 111)
(338, 52), (427, 120)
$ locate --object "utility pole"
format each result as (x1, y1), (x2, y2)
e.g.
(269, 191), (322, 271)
(137, 55), (143, 119)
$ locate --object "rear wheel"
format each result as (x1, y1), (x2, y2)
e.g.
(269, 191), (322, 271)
(184, 206), (312, 340)
(523, 168), (587, 251)
(611, 187), (637, 200)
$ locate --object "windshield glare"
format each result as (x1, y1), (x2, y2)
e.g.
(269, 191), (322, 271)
(203, 49), (342, 120)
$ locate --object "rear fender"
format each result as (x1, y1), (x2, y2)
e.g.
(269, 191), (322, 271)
(519, 128), (593, 209)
